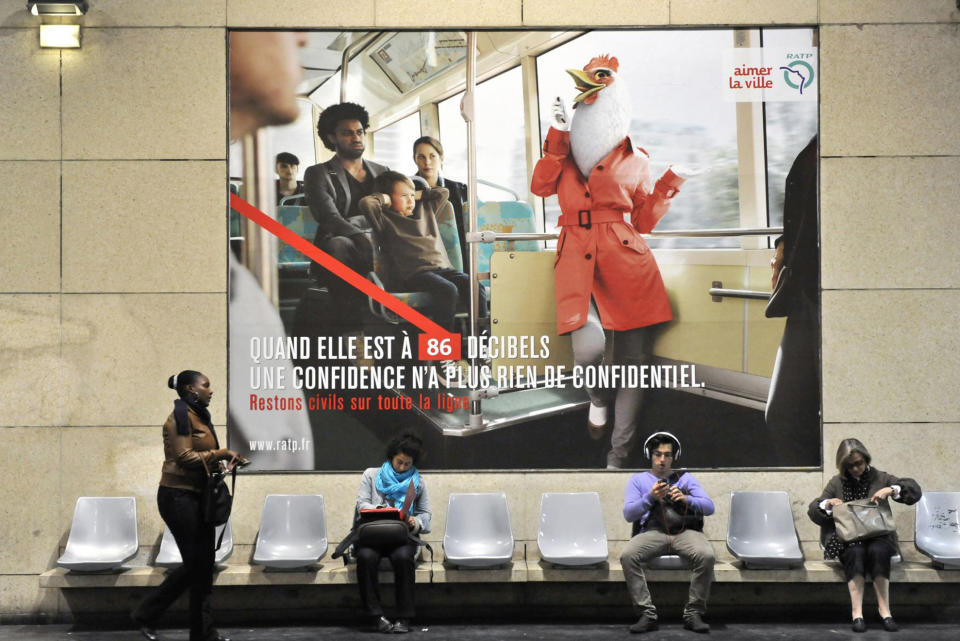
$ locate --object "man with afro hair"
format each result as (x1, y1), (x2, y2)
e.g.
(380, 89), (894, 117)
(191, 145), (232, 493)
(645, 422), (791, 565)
(304, 102), (390, 314)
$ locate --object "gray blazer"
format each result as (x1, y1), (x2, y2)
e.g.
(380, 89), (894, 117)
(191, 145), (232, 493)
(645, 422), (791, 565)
(303, 155), (389, 239)
(357, 467), (432, 535)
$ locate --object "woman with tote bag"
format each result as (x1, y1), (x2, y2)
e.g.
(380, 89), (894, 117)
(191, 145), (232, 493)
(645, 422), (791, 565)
(808, 438), (921, 633)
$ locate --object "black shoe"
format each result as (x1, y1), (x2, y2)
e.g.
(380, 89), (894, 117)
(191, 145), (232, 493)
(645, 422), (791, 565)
(137, 627), (159, 641)
(683, 613), (710, 633)
(131, 614), (158, 641)
(375, 616), (394, 633)
(852, 617), (867, 633)
(629, 615), (658, 633)
(882, 616), (898, 632)
(392, 619), (411, 634)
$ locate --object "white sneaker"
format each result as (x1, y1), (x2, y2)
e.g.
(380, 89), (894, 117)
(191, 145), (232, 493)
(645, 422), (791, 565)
(435, 360), (462, 388)
(587, 402), (607, 439)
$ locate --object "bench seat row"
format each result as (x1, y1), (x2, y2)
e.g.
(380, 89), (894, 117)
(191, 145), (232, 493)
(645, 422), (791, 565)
(53, 491), (960, 574)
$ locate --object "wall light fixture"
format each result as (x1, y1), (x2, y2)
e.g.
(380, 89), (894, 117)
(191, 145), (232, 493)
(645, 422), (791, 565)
(39, 24), (80, 48)
(28, 1), (88, 15)
(28, 1), (87, 48)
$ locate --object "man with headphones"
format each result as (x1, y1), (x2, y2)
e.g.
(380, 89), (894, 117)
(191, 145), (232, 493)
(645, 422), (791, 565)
(619, 431), (715, 634)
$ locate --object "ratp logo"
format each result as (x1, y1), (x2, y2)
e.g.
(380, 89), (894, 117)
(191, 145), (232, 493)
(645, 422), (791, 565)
(780, 59), (815, 94)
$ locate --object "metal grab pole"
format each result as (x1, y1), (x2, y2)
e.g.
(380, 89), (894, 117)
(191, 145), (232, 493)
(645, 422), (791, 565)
(340, 33), (379, 103)
(463, 32), (483, 427)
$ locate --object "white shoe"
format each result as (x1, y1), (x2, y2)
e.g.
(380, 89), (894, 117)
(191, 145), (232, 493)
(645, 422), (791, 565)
(587, 402), (607, 439)
(435, 360), (462, 388)
(588, 402), (607, 426)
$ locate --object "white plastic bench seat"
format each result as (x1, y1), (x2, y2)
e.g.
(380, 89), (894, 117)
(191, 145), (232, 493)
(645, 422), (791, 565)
(727, 491), (804, 569)
(155, 520), (234, 568)
(444, 493), (514, 568)
(57, 497), (138, 572)
(538, 492), (608, 566)
(252, 494), (328, 569)
(646, 554), (689, 569)
(915, 492), (960, 569)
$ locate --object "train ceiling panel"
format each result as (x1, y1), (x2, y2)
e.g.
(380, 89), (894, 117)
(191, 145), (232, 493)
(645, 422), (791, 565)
(305, 30), (583, 130)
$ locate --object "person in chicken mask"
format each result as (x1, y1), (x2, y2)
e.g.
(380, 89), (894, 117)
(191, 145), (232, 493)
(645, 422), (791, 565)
(532, 55), (686, 469)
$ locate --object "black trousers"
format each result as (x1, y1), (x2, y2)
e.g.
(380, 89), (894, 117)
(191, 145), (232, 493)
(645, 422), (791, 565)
(403, 267), (484, 333)
(133, 486), (216, 641)
(355, 542), (418, 619)
(309, 234), (374, 328)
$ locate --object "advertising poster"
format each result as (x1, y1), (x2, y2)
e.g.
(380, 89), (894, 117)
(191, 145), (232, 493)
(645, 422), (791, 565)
(227, 28), (820, 472)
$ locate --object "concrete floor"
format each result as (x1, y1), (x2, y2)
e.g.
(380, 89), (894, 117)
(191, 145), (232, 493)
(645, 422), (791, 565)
(0, 621), (956, 640)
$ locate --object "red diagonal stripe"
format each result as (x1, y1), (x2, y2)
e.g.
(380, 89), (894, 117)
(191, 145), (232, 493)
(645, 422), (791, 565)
(230, 193), (456, 340)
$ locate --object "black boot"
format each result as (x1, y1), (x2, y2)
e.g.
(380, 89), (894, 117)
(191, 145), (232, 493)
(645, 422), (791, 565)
(629, 615), (658, 633)
(683, 613), (710, 633)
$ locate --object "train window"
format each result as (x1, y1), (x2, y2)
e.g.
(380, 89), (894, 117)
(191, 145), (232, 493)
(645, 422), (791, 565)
(762, 28), (819, 232)
(265, 98), (317, 181)
(536, 30), (742, 248)
(437, 66), (528, 201)
(371, 111), (422, 174)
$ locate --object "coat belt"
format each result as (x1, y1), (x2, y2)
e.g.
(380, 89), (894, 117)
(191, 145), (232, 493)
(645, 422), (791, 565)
(557, 210), (627, 229)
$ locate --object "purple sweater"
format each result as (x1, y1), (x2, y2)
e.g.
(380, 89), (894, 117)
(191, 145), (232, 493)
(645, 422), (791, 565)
(623, 471), (715, 528)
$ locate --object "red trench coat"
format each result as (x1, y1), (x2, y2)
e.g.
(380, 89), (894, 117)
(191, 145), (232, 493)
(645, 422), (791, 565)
(531, 127), (685, 334)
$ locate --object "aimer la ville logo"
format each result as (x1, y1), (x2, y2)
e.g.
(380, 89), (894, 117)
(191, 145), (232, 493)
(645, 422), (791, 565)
(723, 48), (817, 102)
(781, 58), (815, 94)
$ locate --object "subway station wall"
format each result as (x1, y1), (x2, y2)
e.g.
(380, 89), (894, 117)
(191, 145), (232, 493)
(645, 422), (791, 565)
(1, 0), (959, 617)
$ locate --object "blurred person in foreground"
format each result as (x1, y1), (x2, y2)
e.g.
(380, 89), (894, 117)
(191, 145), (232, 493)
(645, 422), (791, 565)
(228, 31), (314, 470)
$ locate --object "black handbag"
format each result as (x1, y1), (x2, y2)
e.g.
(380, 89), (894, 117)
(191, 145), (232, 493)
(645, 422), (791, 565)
(332, 484), (432, 565)
(356, 513), (411, 548)
(632, 472), (704, 535)
(200, 457), (236, 549)
(647, 498), (704, 534)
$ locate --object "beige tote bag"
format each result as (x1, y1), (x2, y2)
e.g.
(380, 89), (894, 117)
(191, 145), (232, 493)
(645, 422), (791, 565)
(833, 499), (896, 543)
